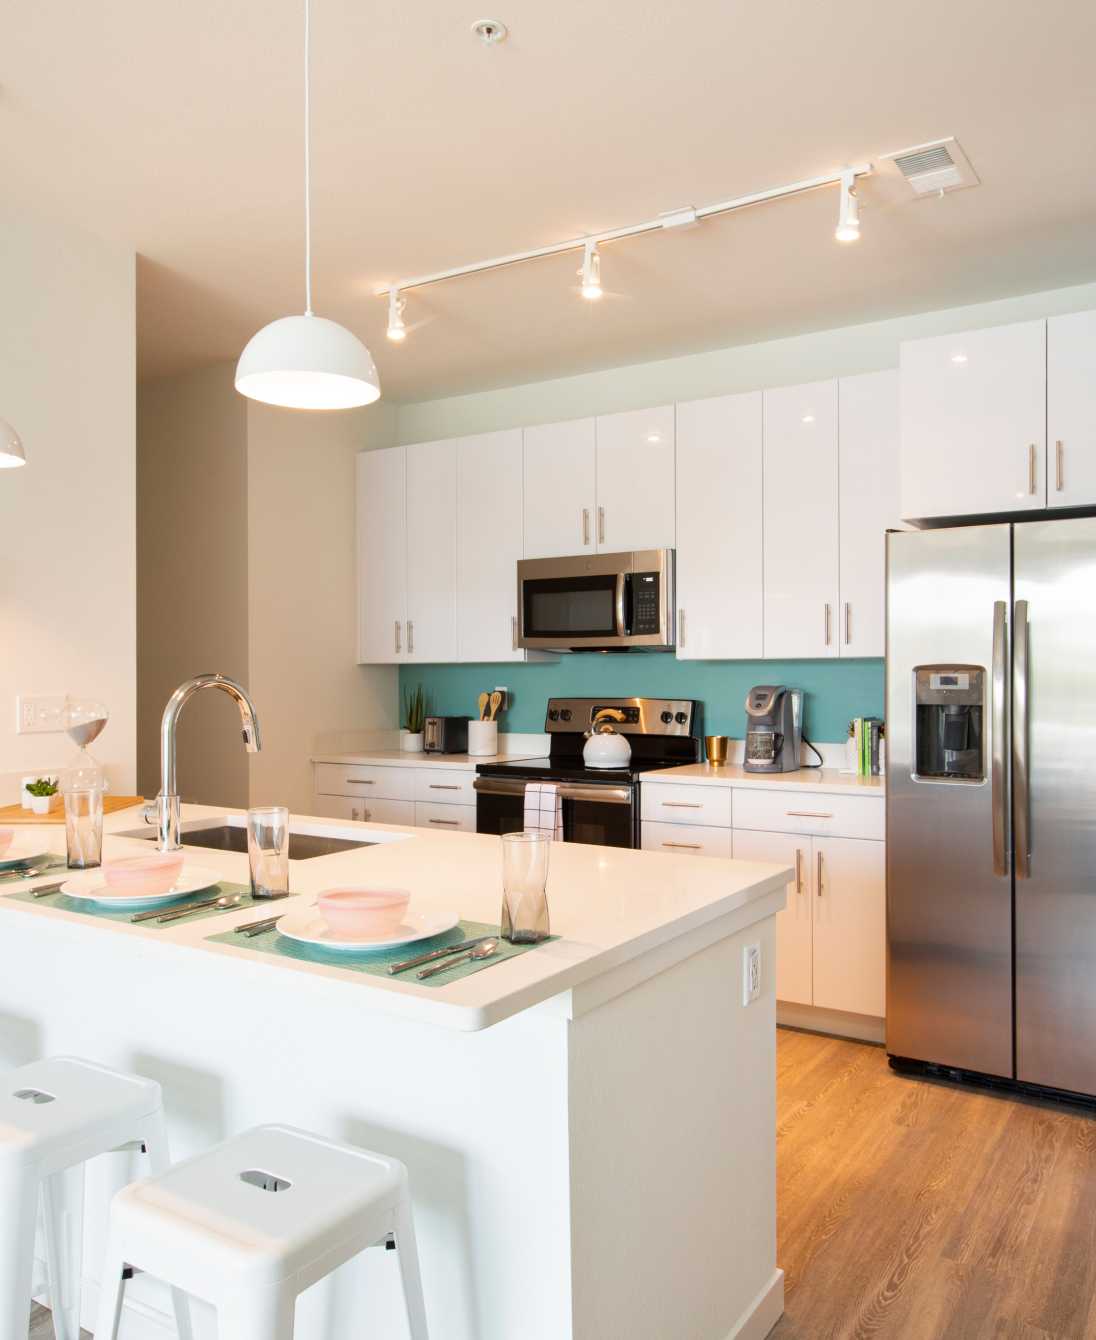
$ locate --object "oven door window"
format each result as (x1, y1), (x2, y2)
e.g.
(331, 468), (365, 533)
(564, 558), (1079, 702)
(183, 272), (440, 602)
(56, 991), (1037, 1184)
(522, 574), (619, 641)
(476, 788), (635, 848)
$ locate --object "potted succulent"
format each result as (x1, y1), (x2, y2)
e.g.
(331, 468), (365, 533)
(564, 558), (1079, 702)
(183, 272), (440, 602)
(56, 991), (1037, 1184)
(25, 777), (61, 815)
(401, 684), (428, 753)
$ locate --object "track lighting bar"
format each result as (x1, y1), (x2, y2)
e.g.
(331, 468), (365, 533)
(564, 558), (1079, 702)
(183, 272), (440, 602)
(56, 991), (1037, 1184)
(375, 163), (871, 306)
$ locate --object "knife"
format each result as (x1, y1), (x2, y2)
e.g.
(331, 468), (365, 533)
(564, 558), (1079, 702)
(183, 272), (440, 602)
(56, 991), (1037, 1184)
(30, 881), (65, 898)
(387, 935), (492, 976)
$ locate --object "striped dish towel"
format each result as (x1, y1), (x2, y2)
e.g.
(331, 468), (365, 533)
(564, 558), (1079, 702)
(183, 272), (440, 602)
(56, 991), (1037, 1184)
(523, 782), (563, 840)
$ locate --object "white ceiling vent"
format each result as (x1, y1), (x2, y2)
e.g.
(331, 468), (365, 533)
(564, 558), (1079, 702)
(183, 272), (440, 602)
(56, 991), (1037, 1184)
(881, 137), (979, 197)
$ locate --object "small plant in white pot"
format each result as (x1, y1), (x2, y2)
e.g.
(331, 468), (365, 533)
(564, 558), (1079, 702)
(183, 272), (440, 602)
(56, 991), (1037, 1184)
(401, 685), (428, 753)
(25, 777), (61, 815)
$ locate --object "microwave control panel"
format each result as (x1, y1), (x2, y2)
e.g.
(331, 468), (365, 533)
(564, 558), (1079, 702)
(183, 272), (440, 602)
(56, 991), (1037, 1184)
(632, 573), (662, 634)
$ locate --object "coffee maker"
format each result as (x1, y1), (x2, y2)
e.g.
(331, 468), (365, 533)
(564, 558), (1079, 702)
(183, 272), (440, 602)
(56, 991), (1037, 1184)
(744, 685), (803, 773)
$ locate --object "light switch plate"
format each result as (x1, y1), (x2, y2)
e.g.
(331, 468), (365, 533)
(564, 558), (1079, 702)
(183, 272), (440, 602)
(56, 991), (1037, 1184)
(16, 695), (68, 735)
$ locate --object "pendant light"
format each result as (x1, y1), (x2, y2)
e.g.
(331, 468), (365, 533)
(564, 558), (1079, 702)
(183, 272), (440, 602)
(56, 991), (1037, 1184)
(235, 0), (380, 409)
(0, 418), (26, 468)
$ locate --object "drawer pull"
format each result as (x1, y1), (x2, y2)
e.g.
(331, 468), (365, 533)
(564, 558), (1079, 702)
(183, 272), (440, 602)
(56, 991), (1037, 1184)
(786, 809), (833, 819)
(347, 779), (375, 785)
(429, 784), (461, 791)
(661, 801), (703, 809)
(662, 841), (702, 850)
(428, 818), (462, 826)
(794, 847), (803, 894)
(817, 849), (824, 896)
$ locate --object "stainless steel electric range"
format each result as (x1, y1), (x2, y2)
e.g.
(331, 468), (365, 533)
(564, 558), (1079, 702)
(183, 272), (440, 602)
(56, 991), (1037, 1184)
(473, 696), (701, 848)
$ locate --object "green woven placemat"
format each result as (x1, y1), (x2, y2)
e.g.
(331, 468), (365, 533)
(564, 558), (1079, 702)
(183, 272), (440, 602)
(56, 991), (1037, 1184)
(206, 917), (554, 987)
(5, 880), (269, 927)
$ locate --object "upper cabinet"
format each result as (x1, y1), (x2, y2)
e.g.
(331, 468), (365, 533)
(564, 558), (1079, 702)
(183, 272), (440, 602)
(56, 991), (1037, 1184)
(1047, 311), (1096, 510)
(763, 380), (840, 659)
(838, 370), (902, 658)
(675, 392), (763, 659)
(357, 447), (407, 664)
(594, 405), (676, 552)
(404, 439), (458, 662)
(457, 430), (525, 662)
(523, 418), (597, 558)
(899, 319), (1047, 522)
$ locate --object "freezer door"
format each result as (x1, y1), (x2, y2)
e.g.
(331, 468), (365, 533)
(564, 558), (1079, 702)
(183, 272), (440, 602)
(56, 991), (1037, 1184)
(1015, 517), (1096, 1095)
(886, 525), (1013, 1075)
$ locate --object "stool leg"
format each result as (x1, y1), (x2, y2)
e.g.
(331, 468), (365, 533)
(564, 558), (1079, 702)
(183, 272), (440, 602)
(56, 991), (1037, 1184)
(92, 1232), (129, 1340)
(218, 1286), (296, 1340)
(41, 1163), (84, 1340)
(0, 1163), (37, 1340)
(138, 1109), (195, 1340)
(393, 1196), (430, 1340)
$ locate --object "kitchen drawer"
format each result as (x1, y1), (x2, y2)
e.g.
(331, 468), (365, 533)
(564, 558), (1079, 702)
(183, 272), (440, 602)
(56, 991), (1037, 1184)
(641, 821), (733, 859)
(314, 763), (415, 802)
(732, 789), (883, 840)
(314, 793), (414, 826)
(415, 802), (478, 833)
(640, 782), (732, 829)
(413, 770), (476, 805)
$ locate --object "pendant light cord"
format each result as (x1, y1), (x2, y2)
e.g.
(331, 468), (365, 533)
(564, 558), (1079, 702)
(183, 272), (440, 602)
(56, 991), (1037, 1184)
(303, 0), (313, 316)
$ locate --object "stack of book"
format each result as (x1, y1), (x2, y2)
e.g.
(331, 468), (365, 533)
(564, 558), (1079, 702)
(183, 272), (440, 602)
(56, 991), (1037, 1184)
(851, 718), (885, 777)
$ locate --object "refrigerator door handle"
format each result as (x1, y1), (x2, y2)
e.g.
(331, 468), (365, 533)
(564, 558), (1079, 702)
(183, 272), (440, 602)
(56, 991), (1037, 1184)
(991, 599), (1010, 876)
(1013, 598), (1031, 879)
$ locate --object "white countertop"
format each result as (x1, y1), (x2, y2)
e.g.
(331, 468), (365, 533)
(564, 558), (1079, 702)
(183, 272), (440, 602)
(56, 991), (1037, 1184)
(312, 750), (542, 769)
(639, 763), (885, 796)
(0, 802), (788, 1032)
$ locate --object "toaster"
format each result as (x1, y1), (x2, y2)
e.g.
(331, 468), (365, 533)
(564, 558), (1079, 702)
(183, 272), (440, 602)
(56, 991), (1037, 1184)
(423, 716), (470, 754)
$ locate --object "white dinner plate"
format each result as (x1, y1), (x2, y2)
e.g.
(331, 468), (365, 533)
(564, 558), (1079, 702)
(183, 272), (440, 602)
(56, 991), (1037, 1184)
(275, 908), (460, 954)
(58, 864), (223, 910)
(0, 847), (52, 874)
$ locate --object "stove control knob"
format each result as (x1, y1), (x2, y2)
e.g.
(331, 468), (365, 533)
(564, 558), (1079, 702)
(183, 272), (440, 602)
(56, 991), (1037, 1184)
(660, 711), (673, 724)
(560, 709), (573, 722)
(548, 709), (560, 721)
(674, 711), (689, 725)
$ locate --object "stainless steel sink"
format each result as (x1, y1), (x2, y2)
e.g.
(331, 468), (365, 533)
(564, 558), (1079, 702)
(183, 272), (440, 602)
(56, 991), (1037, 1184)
(113, 815), (407, 860)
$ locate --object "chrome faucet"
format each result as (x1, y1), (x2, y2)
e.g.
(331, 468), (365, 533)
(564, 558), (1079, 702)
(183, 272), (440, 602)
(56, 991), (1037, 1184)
(154, 674), (262, 851)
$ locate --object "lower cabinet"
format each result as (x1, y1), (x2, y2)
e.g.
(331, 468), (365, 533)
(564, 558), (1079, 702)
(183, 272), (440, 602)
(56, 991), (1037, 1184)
(313, 764), (477, 833)
(415, 801), (477, 833)
(312, 793), (415, 826)
(640, 821), (733, 859)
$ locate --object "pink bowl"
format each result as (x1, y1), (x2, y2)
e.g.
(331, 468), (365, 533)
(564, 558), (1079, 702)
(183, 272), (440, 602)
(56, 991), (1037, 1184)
(0, 829), (14, 858)
(318, 887), (410, 938)
(103, 852), (185, 897)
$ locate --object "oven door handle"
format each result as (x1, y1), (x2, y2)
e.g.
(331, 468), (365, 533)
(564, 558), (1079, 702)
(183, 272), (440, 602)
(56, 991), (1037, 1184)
(473, 777), (633, 805)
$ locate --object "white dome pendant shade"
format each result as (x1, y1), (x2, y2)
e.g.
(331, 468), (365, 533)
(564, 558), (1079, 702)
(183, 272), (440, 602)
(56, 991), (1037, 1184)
(235, 0), (380, 411)
(0, 418), (26, 468)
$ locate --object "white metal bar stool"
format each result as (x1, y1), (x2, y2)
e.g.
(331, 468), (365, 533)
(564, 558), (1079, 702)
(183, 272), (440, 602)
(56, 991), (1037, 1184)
(95, 1123), (429, 1339)
(0, 1055), (192, 1340)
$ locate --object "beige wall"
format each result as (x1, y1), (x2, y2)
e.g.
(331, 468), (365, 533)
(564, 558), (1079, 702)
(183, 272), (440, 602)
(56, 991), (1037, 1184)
(0, 204), (136, 804)
(137, 363), (250, 804)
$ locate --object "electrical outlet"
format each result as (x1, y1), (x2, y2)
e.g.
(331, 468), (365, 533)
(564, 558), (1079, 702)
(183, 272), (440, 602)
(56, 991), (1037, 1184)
(493, 686), (510, 711)
(16, 695), (68, 735)
(743, 943), (762, 1005)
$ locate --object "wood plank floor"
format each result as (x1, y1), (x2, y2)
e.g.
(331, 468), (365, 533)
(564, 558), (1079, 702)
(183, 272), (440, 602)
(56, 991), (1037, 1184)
(771, 1028), (1096, 1340)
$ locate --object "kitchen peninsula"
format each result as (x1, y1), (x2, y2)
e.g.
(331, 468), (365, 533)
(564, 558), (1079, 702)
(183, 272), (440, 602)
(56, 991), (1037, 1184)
(0, 804), (788, 1340)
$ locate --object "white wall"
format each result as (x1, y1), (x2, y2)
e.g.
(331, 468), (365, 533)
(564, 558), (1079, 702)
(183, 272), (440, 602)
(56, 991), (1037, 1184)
(395, 278), (1096, 441)
(0, 203), (136, 804)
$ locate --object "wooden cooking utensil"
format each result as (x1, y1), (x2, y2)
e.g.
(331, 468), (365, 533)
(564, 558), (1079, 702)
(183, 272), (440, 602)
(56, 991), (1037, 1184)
(488, 691), (503, 722)
(477, 692), (490, 721)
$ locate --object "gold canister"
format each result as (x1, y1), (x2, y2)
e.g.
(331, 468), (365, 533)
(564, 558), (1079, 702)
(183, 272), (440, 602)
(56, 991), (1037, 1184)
(705, 735), (729, 766)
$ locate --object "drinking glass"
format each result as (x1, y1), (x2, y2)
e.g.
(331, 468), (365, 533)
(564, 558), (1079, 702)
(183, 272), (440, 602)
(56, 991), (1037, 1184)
(64, 788), (104, 870)
(501, 831), (550, 943)
(247, 806), (289, 898)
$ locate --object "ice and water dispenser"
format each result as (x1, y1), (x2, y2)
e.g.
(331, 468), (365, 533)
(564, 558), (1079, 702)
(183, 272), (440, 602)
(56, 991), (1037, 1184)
(913, 666), (986, 781)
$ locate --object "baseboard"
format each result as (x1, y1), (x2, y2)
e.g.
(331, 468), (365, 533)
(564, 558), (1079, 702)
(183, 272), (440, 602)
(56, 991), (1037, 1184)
(726, 1268), (785, 1339)
(777, 1002), (885, 1044)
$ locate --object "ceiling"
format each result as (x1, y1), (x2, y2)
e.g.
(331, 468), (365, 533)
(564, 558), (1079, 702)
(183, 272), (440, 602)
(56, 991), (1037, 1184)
(5, 1), (1096, 402)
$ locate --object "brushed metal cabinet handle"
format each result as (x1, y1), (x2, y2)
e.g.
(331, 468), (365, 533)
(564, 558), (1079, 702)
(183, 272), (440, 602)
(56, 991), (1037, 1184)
(1029, 443), (1037, 495)
(786, 809), (834, 819)
(824, 603), (832, 646)
(394, 620), (401, 654)
(407, 620), (415, 654)
(598, 505), (605, 545)
(428, 818), (461, 826)
(661, 801), (703, 809)
(794, 848), (803, 894)
(429, 784), (461, 791)
(346, 779), (375, 786)
(663, 841), (703, 850)
(844, 601), (851, 645)
(512, 614), (518, 650)
(1056, 439), (1064, 493)
(816, 849), (824, 896)
(678, 609), (686, 648)
(582, 508), (591, 545)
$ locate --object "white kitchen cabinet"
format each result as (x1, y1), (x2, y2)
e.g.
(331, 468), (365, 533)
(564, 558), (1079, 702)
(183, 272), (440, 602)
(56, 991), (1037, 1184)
(640, 821), (733, 859)
(810, 837), (886, 1018)
(838, 371), (902, 658)
(523, 418), (597, 558)
(312, 793), (415, 827)
(357, 447), (407, 663)
(732, 827), (813, 1007)
(457, 429), (525, 661)
(763, 380), (840, 658)
(415, 801), (477, 833)
(1048, 311), (1096, 510)
(674, 392), (763, 659)
(900, 318), (1047, 521)
(594, 405), (676, 552)
(405, 439), (458, 662)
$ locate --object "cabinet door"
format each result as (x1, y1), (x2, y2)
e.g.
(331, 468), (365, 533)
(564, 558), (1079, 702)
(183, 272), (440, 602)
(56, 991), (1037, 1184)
(1048, 311), (1096, 509)
(457, 429), (524, 661)
(405, 439), (458, 662)
(675, 392), (763, 659)
(594, 405), (676, 552)
(732, 828), (812, 1006)
(838, 370), (902, 658)
(900, 319), (1047, 521)
(523, 419), (596, 558)
(811, 836), (886, 1018)
(356, 447), (406, 664)
(763, 381), (839, 658)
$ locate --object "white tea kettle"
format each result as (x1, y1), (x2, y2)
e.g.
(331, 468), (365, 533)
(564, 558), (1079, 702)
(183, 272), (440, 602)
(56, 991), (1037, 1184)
(583, 708), (632, 770)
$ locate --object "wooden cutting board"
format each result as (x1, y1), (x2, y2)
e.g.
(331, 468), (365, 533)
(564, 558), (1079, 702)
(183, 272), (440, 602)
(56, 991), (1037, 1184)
(0, 796), (144, 825)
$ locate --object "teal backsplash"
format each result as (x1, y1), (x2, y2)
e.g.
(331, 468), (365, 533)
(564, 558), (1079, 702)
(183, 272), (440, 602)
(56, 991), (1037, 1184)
(399, 658), (884, 742)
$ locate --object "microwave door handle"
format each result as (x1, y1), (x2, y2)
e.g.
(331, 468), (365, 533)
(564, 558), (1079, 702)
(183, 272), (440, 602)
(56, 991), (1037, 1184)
(614, 574), (627, 637)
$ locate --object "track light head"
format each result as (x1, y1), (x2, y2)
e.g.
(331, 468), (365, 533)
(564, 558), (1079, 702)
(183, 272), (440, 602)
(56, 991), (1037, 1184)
(579, 241), (603, 301)
(386, 290), (407, 342)
(835, 170), (860, 243)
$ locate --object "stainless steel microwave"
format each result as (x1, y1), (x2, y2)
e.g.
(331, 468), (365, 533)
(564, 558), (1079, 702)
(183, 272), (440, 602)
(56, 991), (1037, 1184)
(516, 549), (675, 652)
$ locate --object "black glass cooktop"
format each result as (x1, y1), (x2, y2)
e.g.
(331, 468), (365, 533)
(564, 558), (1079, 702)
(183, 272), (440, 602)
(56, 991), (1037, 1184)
(475, 756), (684, 784)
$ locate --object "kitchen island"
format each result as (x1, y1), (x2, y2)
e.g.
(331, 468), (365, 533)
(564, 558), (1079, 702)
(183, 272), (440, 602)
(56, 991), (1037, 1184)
(0, 804), (788, 1340)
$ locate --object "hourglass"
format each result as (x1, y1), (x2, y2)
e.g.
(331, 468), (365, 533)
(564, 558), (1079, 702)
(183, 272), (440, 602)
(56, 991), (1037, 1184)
(60, 698), (109, 868)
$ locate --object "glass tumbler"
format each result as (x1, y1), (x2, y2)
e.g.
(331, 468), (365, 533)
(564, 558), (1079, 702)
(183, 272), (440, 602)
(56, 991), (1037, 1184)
(501, 831), (551, 944)
(64, 787), (104, 870)
(247, 806), (290, 898)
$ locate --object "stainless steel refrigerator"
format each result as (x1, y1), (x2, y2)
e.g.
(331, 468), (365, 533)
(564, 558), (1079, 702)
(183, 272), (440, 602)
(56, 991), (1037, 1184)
(887, 518), (1096, 1097)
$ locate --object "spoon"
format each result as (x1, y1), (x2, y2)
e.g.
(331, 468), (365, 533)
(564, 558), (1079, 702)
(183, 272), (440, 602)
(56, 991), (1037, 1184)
(131, 893), (242, 925)
(417, 937), (499, 980)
